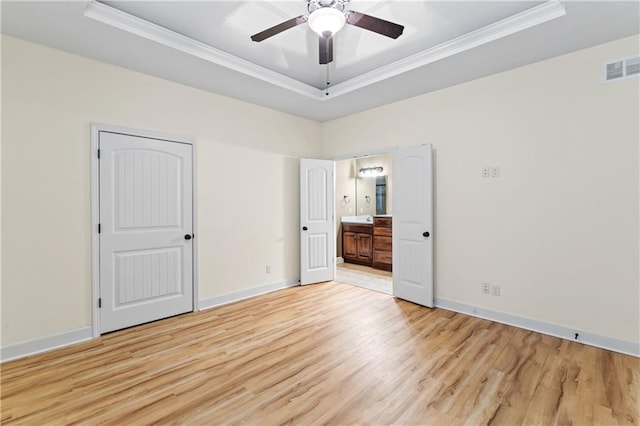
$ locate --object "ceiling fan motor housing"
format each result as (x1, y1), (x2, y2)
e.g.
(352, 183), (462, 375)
(306, 0), (349, 14)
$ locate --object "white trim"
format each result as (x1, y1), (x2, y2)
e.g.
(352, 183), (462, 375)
(83, 1), (564, 100)
(90, 123), (198, 337)
(326, 0), (566, 99)
(191, 139), (200, 311)
(199, 278), (300, 311)
(83, 2), (323, 100)
(91, 124), (100, 338)
(330, 146), (399, 161)
(434, 297), (640, 358)
(1, 327), (93, 363)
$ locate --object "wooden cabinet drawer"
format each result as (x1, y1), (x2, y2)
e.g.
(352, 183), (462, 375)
(374, 250), (392, 265)
(374, 217), (392, 227)
(373, 226), (392, 237)
(343, 223), (372, 234)
(374, 236), (392, 251)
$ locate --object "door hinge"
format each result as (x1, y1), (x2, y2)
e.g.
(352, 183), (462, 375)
(98, 223), (101, 234)
(98, 298), (102, 308)
(97, 149), (101, 159)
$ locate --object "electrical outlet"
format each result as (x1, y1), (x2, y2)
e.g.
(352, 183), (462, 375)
(491, 166), (500, 177)
(491, 284), (501, 296)
(266, 265), (271, 274)
(481, 283), (490, 294)
(481, 167), (490, 178)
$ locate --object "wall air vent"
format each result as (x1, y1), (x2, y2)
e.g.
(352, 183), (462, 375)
(625, 57), (640, 77)
(604, 56), (640, 82)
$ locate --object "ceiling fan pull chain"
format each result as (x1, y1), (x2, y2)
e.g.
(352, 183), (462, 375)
(326, 66), (331, 96)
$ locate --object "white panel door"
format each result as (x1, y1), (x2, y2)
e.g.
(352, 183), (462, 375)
(392, 145), (434, 307)
(99, 131), (193, 333)
(300, 159), (335, 285)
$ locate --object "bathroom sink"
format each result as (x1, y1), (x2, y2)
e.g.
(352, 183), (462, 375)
(341, 215), (373, 224)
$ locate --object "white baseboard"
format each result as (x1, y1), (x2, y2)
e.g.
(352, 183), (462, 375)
(1, 326), (93, 363)
(199, 278), (301, 311)
(5, 289), (634, 363)
(434, 297), (639, 358)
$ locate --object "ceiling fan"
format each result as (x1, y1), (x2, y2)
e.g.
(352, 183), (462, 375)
(250, 0), (404, 65)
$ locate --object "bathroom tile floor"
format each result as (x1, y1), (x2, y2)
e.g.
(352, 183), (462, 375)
(335, 262), (392, 295)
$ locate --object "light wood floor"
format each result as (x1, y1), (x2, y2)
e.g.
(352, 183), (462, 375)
(2, 282), (638, 425)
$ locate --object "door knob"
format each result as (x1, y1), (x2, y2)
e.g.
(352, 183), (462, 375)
(302, 226), (308, 231)
(184, 234), (192, 240)
(423, 231), (430, 237)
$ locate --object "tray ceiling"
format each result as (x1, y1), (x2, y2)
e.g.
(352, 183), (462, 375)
(100, 1), (543, 89)
(2, 1), (639, 121)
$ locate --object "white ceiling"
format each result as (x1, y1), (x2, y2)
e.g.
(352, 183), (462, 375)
(2, 1), (639, 122)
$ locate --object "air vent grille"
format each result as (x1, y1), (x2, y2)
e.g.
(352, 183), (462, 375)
(626, 57), (640, 76)
(606, 61), (624, 80)
(604, 56), (640, 82)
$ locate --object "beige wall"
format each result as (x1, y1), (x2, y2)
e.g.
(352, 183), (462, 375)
(2, 33), (638, 349)
(323, 35), (640, 343)
(1, 36), (322, 345)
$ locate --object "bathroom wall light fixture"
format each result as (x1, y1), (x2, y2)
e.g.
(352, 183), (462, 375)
(359, 166), (384, 177)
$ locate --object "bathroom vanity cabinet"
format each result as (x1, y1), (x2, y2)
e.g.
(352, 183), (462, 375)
(342, 223), (373, 266)
(373, 217), (392, 271)
(342, 217), (392, 271)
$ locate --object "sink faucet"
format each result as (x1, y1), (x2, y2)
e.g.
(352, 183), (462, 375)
(367, 215), (372, 222)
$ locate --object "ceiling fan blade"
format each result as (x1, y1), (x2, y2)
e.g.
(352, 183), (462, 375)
(250, 15), (307, 42)
(319, 33), (333, 65)
(345, 10), (404, 39)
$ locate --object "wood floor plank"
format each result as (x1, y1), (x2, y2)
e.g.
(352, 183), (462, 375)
(1, 282), (638, 425)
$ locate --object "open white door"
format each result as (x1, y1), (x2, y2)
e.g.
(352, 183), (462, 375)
(392, 145), (434, 307)
(300, 159), (335, 285)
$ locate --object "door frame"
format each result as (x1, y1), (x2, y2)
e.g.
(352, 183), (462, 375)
(90, 123), (198, 338)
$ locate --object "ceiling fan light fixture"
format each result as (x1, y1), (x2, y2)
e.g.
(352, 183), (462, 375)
(308, 7), (346, 36)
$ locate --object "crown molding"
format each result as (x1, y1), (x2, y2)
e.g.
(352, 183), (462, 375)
(325, 0), (566, 99)
(84, 1), (565, 102)
(83, 1), (324, 100)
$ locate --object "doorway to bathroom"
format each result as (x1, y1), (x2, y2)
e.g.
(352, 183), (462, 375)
(301, 144), (434, 307)
(335, 153), (393, 295)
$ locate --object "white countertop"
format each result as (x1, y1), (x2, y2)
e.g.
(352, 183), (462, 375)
(341, 215), (392, 223)
(341, 215), (373, 224)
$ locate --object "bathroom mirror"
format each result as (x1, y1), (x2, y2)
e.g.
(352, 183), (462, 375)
(336, 153), (393, 220)
(355, 154), (392, 216)
(356, 176), (387, 215)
